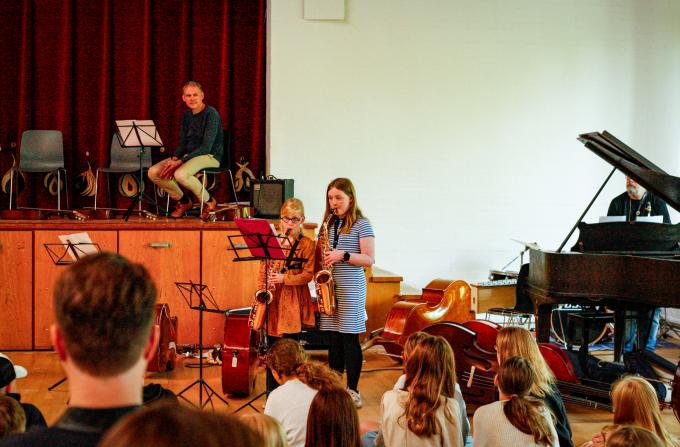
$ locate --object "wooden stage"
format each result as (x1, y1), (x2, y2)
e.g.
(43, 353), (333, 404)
(0, 216), (402, 351)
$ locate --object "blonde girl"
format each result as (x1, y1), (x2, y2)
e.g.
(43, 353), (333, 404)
(496, 326), (574, 447)
(473, 356), (558, 447)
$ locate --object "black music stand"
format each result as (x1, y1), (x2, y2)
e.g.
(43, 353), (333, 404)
(174, 281), (229, 409)
(227, 218), (305, 413)
(45, 236), (100, 390)
(115, 120), (164, 221)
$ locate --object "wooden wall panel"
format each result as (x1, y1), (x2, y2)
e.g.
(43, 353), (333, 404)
(201, 230), (259, 345)
(365, 267), (402, 339)
(0, 232), (33, 349)
(119, 231), (201, 345)
(34, 231), (118, 349)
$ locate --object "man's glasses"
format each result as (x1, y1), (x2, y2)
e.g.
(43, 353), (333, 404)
(280, 216), (301, 224)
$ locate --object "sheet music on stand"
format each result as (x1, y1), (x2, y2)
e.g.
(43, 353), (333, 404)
(115, 120), (164, 147)
(44, 232), (100, 265)
(174, 281), (223, 314)
(227, 218), (306, 264)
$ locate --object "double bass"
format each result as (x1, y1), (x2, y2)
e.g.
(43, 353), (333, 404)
(147, 303), (178, 373)
(375, 279), (474, 358)
(222, 307), (259, 396)
(422, 321), (498, 412)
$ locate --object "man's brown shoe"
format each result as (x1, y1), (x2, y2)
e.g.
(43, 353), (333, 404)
(200, 197), (217, 221)
(170, 200), (193, 218)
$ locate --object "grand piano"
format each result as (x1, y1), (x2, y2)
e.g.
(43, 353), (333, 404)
(526, 131), (680, 361)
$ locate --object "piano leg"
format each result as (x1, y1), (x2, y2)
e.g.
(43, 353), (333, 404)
(536, 304), (553, 343)
(614, 308), (625, 362)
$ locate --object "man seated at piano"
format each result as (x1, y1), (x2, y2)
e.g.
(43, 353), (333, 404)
(607, 176), (672, 353)
(607, 176), (671, 224)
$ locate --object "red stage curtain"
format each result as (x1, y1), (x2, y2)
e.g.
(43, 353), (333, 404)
(0, 0), (265, 208)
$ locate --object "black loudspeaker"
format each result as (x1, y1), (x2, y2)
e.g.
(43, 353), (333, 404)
(251, 179), (294, 218)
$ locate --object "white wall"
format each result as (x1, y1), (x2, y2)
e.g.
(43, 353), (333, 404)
(268, 0), (680, 292)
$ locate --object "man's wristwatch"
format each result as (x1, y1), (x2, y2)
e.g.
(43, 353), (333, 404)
(343, 251), (351, 262)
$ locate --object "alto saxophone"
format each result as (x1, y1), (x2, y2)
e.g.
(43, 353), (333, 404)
(249, 230), (289, 331)
(314, 211), (337, 316)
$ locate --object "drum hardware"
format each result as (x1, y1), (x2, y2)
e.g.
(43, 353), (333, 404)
(174, 281), (229, 409)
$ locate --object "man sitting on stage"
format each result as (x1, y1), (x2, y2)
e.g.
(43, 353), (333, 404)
(607, 176), (671, 352)
(148, 81), (224, 220)
(0, 253), (158, 447)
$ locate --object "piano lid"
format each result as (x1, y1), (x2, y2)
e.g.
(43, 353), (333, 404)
(578, 131), (680, 213)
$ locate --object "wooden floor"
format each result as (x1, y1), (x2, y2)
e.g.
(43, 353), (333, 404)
(5, 343), (680, 445)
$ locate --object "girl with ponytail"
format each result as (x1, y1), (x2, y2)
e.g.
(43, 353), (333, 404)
(496, 326), (574, 447)
(473, 356), (558, 447)
(264, 339), (343, 447)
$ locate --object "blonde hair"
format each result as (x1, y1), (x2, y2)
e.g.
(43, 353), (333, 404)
(403, 331), (432, 359)
(182, 81), (203, 93)
(240, 414), (288, 447)
(280, 198), (305, 218)
(497, 357), (555, 446)
(606, 426), (664, 447)
(611, 376), (678, 447)
(496, 326), (554, 397)
(403, 335), (457, 437)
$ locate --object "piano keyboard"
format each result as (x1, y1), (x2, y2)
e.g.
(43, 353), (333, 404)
(475, 279), (517, 287)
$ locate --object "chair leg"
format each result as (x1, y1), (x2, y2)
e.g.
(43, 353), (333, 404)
(57, 170), (61, 211)
(94, 170), (99, 210)
(228, 169), (237, 203)
(200, 170), (207, 215)
(8, 170), (13, 210)
(64, 169), (69, 210)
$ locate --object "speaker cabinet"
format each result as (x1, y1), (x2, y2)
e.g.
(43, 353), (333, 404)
(251, 179), (294, 218)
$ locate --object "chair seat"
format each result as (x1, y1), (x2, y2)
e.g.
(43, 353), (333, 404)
(98, 166), (149, 174)
(18, 164), (65, 173)
(202, 167), (228, 174)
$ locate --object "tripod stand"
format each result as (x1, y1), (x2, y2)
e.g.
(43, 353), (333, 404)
(175, 282), (229, 409)
(115, 120), (163, 221)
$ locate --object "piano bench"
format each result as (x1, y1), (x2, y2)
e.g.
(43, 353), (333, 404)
(566, 312), (615, 369)
(485, 307), (533, 330)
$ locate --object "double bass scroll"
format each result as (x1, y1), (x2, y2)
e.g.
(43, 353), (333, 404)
(375, 279), (474, 358)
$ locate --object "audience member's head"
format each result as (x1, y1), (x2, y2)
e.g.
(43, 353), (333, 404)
(496, 326), (555, 397)
(0, 354), (28, 395)
(240, 413), (287, 447)
(402, 331), (432, 360)
(305, 387), (361, 447)
(0, 395), (25, 439)
(497, 356), (555, 446)
(99, 402), (262, 447)
(611, 376), (677, 447)
(606, 425), (664, 447)
(265, 338), (307, 379)
(403, 335), (457, 438)
(265, 339), (342, 390)
(52, 252), (157, 377)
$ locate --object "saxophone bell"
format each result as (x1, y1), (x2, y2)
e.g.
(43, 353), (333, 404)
(314, 210), (337, 316)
